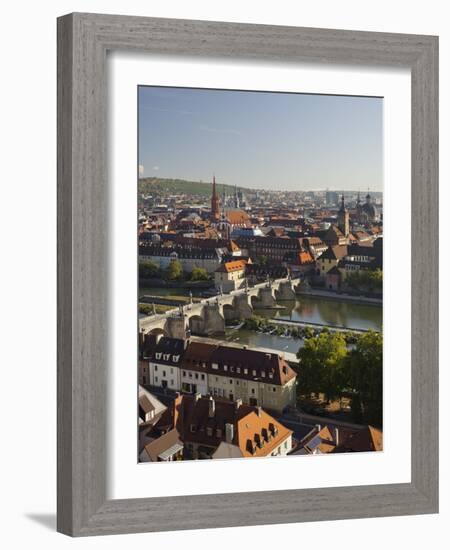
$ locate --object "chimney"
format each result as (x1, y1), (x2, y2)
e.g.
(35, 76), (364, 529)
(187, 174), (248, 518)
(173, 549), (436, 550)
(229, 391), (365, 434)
(334, 427), (339, 446)
(234, 398), (242, 411)
(208, 396), (215, 417)
(225, 422), (234, 443)
(256, 406), (262, 417)
(194, 392), (202, 402)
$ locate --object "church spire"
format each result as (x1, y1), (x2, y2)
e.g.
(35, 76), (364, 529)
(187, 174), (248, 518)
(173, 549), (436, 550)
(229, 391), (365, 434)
(211, 174), (220, 221)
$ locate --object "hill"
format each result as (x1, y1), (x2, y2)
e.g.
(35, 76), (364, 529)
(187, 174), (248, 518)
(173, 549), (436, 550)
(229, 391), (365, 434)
(138, 177), (248, 197)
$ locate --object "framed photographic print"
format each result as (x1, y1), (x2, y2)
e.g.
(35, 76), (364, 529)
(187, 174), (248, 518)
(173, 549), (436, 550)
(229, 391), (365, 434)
(57, 13), (438, 536)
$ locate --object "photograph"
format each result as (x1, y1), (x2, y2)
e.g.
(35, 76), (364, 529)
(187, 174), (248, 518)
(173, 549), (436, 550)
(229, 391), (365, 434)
(137, 86), (383, 462)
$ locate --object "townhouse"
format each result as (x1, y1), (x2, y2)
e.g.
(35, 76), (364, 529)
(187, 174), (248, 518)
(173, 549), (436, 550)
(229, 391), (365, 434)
(141, 336), (297, 414)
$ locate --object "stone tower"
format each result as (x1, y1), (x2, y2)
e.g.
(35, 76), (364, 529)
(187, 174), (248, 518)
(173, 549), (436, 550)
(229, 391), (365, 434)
(337, 194), (349, 237)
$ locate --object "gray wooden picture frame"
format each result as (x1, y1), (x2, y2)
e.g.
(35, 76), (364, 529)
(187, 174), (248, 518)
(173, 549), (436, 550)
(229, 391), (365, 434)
(57, 12), (438, 537)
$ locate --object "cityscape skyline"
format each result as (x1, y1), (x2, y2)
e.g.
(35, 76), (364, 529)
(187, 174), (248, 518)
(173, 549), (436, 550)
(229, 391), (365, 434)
(138, 86), (383, 192)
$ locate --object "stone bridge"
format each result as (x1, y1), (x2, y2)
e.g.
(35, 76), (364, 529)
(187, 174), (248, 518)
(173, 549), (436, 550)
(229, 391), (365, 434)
(139, 277), (301, 339)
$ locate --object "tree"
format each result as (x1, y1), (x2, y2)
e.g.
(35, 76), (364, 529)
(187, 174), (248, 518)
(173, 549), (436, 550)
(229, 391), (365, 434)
(346, 330), (382, 426)
(139, 259), (159, 279)
(166, 259), (183, 281)
(190, 267), (209, 281)
(345, 269), (383, 292)
(297, 332), (348, 403)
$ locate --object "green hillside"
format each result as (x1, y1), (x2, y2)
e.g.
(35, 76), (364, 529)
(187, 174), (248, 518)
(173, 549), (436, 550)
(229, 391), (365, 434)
(139, 177), (248, 197)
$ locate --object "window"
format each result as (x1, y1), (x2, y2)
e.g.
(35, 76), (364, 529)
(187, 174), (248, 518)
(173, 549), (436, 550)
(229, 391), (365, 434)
(171, 380), (174, 386)
(244, 368), (248, 375)
(206, 427), (213, 437)
(252, 370), (256, 376)
(224, 365), (228, 372)
(163, 370), (166, 377)
(195, 373), (199, 380)
(155, 376), (158, 383)
(251, 388), (255, 394)
(230, 379), (233, 384)
(201, 374), (205, 380)
(273, 387), (276, 392)
(182, 370), (186, 376)
(189, 372), (192, 378)
(154, 365), (158, 372)
(155, 353), (162, 359)
(236, 367), (241, 373)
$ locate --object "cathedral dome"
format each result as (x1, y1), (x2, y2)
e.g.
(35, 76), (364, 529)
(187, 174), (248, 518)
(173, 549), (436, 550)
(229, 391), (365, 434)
(362, 202), (377, 219)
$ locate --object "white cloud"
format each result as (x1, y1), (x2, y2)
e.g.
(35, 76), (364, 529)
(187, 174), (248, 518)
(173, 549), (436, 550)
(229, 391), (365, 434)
(153, 166), (159, 171)
(138, 164), (144, 176)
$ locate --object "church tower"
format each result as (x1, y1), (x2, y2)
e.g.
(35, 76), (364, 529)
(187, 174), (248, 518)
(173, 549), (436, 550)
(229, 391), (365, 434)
(211, 175), (220, 221)
(337, 194), (349, 237)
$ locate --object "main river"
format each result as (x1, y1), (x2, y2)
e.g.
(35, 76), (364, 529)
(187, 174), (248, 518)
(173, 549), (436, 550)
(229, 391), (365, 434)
(141, 287), (382, 355)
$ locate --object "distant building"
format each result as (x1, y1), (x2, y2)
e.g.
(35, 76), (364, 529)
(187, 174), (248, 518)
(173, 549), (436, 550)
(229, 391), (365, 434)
(139, 243), (226, 274)
(325, 190), (339, 206)
(214, 259), (247, 292)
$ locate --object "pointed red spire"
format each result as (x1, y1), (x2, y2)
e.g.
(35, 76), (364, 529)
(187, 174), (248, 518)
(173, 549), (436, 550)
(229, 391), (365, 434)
(211, 174), (220, 221)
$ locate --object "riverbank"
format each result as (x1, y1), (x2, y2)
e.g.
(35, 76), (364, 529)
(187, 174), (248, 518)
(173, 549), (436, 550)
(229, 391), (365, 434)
(270, 317), (375, 334)
(296, 288), (382, 306)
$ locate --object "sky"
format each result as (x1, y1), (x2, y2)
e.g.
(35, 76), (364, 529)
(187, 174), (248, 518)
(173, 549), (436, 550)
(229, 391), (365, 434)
(138, 86), (383, 192)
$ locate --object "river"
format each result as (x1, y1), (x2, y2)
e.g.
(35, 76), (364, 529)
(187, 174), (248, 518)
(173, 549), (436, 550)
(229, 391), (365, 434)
(140, 287), (382, 355)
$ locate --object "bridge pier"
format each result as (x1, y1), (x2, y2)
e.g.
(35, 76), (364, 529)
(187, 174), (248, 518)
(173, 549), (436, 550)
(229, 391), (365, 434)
(232, 293), (254, 319)
(257, 287), (277, 308)
(165, 315), (189, 339)
(189, 304), (226, 336)
(275, 281), (296, 301)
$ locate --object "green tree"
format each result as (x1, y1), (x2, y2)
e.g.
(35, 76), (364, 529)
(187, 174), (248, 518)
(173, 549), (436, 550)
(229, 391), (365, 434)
(346, 269), (383, 292)
(346, 330), (383, 426)
(166, 259), (183, 281)
(139, 260), (159, 279)
(297, 332), (348, 403)
(190, 267), (209, 281)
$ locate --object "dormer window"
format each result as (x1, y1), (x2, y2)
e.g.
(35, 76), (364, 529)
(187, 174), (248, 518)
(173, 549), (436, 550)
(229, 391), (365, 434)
(190, 424), (196, 433)
(163, 354), (170, 361)
(261, 371), (266, 378)
(173, 355), (180, 363)
(244, 368), (248, 375)
(224, 365), (228, 372)
(252, 370), (256, 376)
(269, 372), (273, 379)
(237, 367), (241, 373)
(206, 427), (213, 437)
(155, 353), (162, 360)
